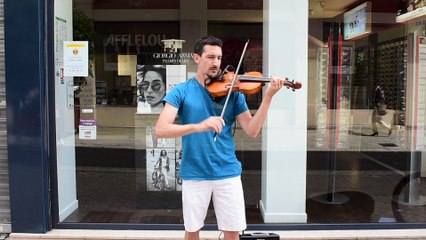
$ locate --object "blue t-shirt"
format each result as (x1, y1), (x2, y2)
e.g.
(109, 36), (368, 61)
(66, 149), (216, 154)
(163, 77), (249, 180)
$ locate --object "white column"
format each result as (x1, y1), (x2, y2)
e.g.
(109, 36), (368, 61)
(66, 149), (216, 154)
(54, 0), (78, 221)
(180, 0), (207, 74)
(259, 0), (308, 223)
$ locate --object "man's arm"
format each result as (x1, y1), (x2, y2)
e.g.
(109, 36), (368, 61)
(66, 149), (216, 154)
(237, 76), (284, 138)
(155, 102), (225, 138)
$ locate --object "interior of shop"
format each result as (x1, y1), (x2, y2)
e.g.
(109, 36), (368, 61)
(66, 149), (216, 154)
(55, 0), (426, 226)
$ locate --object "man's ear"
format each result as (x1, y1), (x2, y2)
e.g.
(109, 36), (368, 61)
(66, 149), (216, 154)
(193, 53), (200, 64)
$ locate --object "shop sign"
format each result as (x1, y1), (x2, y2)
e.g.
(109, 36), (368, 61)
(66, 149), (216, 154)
(152, 52), (194, 64)
(79, 119), (97, 140)
(343, 2), (371, 40)
(104, 34), (166, 47)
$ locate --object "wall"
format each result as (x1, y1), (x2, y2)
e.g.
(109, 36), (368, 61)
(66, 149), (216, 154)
(0, 0), (11, 232)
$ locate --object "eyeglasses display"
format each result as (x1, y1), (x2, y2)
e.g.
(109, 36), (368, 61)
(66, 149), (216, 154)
(96, 81), (107, 105)
(376, 38), (407, 125)
(351, 46), (369, 109)
(352, 38), (407, 125)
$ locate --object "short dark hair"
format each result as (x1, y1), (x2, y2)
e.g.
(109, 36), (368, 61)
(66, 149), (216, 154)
(137, 65), (166, 85)
(194, 35), (223, 56)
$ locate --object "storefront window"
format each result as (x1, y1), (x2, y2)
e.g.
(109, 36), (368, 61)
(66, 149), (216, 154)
(307, 0), (426, 223)
(54, 0), (266, 226)
(52, 0), (426, 228)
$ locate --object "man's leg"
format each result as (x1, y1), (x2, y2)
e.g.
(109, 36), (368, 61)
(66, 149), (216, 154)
(185, 231), (200, 240)
(182, 180), (213, 238)
(212, 176), (246, 236)
(223, 231), (240, 240)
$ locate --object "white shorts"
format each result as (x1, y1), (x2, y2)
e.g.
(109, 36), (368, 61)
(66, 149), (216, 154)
(182, 176), (247, 232)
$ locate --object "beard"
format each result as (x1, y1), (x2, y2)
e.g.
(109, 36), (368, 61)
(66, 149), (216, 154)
(206, 68), (222, 80)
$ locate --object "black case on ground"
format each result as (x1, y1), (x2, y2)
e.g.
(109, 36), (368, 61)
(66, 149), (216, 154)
(239, 232), (280, 240)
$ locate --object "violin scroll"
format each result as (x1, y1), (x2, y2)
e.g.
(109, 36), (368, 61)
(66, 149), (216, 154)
(283, 78), (302, 91)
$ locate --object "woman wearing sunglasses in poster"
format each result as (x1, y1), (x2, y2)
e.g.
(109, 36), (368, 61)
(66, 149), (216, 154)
(137, 65), (167, 113)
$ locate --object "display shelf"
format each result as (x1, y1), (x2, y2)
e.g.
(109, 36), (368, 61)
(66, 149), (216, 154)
(96, 81), (107, 105)
(376, 38), (407, 125)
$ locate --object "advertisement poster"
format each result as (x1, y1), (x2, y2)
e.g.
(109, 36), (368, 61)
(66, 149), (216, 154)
(63, 41), (89, 77)
(343, 2), (371, 40)
(146, 148), (177, 191)
(136, 64), (186, 114)
(145, 127), (181, 191)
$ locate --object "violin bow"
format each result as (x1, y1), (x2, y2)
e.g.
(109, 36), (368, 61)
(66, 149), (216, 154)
(214, 39), (250, 142)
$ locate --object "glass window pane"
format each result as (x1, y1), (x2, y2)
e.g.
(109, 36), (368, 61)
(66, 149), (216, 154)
(307, 1), (426, 224)
(57, 0), (266, 225)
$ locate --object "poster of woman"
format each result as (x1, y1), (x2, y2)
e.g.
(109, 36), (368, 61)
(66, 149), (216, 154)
(136, 65), (167, 113)
(146, 148), (176, 191)
(136, 64), (186, 114)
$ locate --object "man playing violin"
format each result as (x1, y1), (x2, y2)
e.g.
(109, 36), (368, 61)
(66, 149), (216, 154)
(155, 35), (287, 240)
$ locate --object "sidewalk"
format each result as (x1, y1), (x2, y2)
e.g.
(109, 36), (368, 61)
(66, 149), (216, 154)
(9, 229), (426, 240)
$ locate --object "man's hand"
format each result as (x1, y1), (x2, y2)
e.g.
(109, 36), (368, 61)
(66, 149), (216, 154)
(264, 76), (286, 98)
(199, 116), (225, 134)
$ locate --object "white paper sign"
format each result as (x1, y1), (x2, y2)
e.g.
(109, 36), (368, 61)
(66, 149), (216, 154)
(79, 119), (97, 140)
(79, 125), (97, 140)
(63, 41), (89, 77)
(66, 81), (74, 108)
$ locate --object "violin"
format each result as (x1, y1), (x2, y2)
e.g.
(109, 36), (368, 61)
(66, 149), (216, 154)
(211, 39), (301, 141)
(207, 71), (302, 98)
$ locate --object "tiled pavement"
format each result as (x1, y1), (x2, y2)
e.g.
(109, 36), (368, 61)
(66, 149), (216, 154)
(9, 229), (426, 240)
